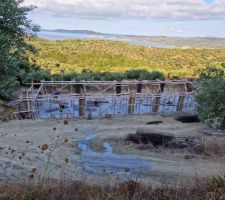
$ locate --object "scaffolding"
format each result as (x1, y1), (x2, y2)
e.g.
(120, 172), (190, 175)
(16, 80), (196, 119)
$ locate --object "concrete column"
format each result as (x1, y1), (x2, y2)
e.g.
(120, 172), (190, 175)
(128, 94), (136, 114)
(79, 95), (86, 117)
(152, 94), (161, 113)
(177, 95), (185, 112)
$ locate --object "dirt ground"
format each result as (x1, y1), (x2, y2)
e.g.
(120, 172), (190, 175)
(0, 114), (225, 185)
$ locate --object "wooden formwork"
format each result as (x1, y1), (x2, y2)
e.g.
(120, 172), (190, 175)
(15, 80), (195, 119)
(27, 80), (190, 94)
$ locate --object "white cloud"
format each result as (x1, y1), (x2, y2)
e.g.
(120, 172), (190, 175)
(24, 0), (225, 20)
(169, 27), (183, 33)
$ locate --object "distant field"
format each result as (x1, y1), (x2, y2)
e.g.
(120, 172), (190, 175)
(141, 36), (225, 49)
(29, 38), (225, 77)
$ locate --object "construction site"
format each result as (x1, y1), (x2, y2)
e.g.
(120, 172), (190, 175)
(1, 79), (225, 186)
(9, 79), (196, 120)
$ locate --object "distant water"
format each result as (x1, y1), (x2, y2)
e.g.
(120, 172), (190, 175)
(37, 31), (174, 49)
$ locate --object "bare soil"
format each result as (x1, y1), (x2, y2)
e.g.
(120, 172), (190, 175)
(0, 115), (224, 185)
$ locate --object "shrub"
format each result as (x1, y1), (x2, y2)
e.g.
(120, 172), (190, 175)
(126, 69), (146, 79)
(22, 69), (165, 83)
(25, 70), (51, 83)
(195, 77), (225, 129)
(200, 66), (224, 79)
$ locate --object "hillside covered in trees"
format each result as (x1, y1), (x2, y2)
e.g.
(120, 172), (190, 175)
(29, 38), (225, 78)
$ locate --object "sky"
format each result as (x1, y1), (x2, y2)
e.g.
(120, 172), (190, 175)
(24, 0), (225, 37)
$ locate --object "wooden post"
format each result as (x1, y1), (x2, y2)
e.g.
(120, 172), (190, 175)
(128, 94), (135, 114)
(177, 95), (185, 112)
(152, 94), (161, 113)
(79, 95), (86, 117)
(26, 100), (31, 111)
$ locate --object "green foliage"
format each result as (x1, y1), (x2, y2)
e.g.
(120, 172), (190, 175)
(0, 0), (39, 99)
(0, 76), (19, 99)
(126, 69), (165, 80)
(200, 66), (224, 79)
(195, 67), (225, 129)
(24, 69), (164, 82)
(25, 70), (51, 83)
(28, 38), (225, 78)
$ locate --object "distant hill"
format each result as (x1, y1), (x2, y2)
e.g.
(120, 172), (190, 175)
(28, 38), (225, 78)
(40, 29), (225, 49)
(41, 29), (102, 35)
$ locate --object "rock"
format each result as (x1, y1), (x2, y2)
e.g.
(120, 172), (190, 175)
(146, 121), (163, 125)
(135, 128), (175, 145)
(174, 113), (200, 123)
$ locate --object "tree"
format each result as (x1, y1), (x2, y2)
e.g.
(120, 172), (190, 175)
(195, 67), (225, 129)
(0, 0), (39, 99)
(199, 66), (224, 79)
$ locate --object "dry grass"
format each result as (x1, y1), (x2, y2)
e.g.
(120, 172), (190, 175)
(194, 137), (225, 156)
(1, 118), (225, 199)
(0, 178), (225, 200)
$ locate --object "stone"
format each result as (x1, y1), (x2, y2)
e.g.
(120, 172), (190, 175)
(135, 128), (175, 145)
(174, 113), (200, 123)
(146, 121), (163, 125)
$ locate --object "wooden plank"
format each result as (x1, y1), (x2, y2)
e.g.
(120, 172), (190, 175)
(79, 96), (86, 117)
(128, 94), (136, 114)
(152, 94), (161, 113)
(177, 95), (186, 112)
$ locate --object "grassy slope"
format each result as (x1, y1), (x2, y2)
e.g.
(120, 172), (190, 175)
(29, 38), (225, 77)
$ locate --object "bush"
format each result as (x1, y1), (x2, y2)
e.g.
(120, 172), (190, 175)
(25, 70), (51, 83)
(195, 67), (225, 129)
(0, 76), (19, 99)
(200, 66), (224, 79)
(22, 69), (165, 83)
(125, 70), (164, 80)
(149, 71), (165, 80)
